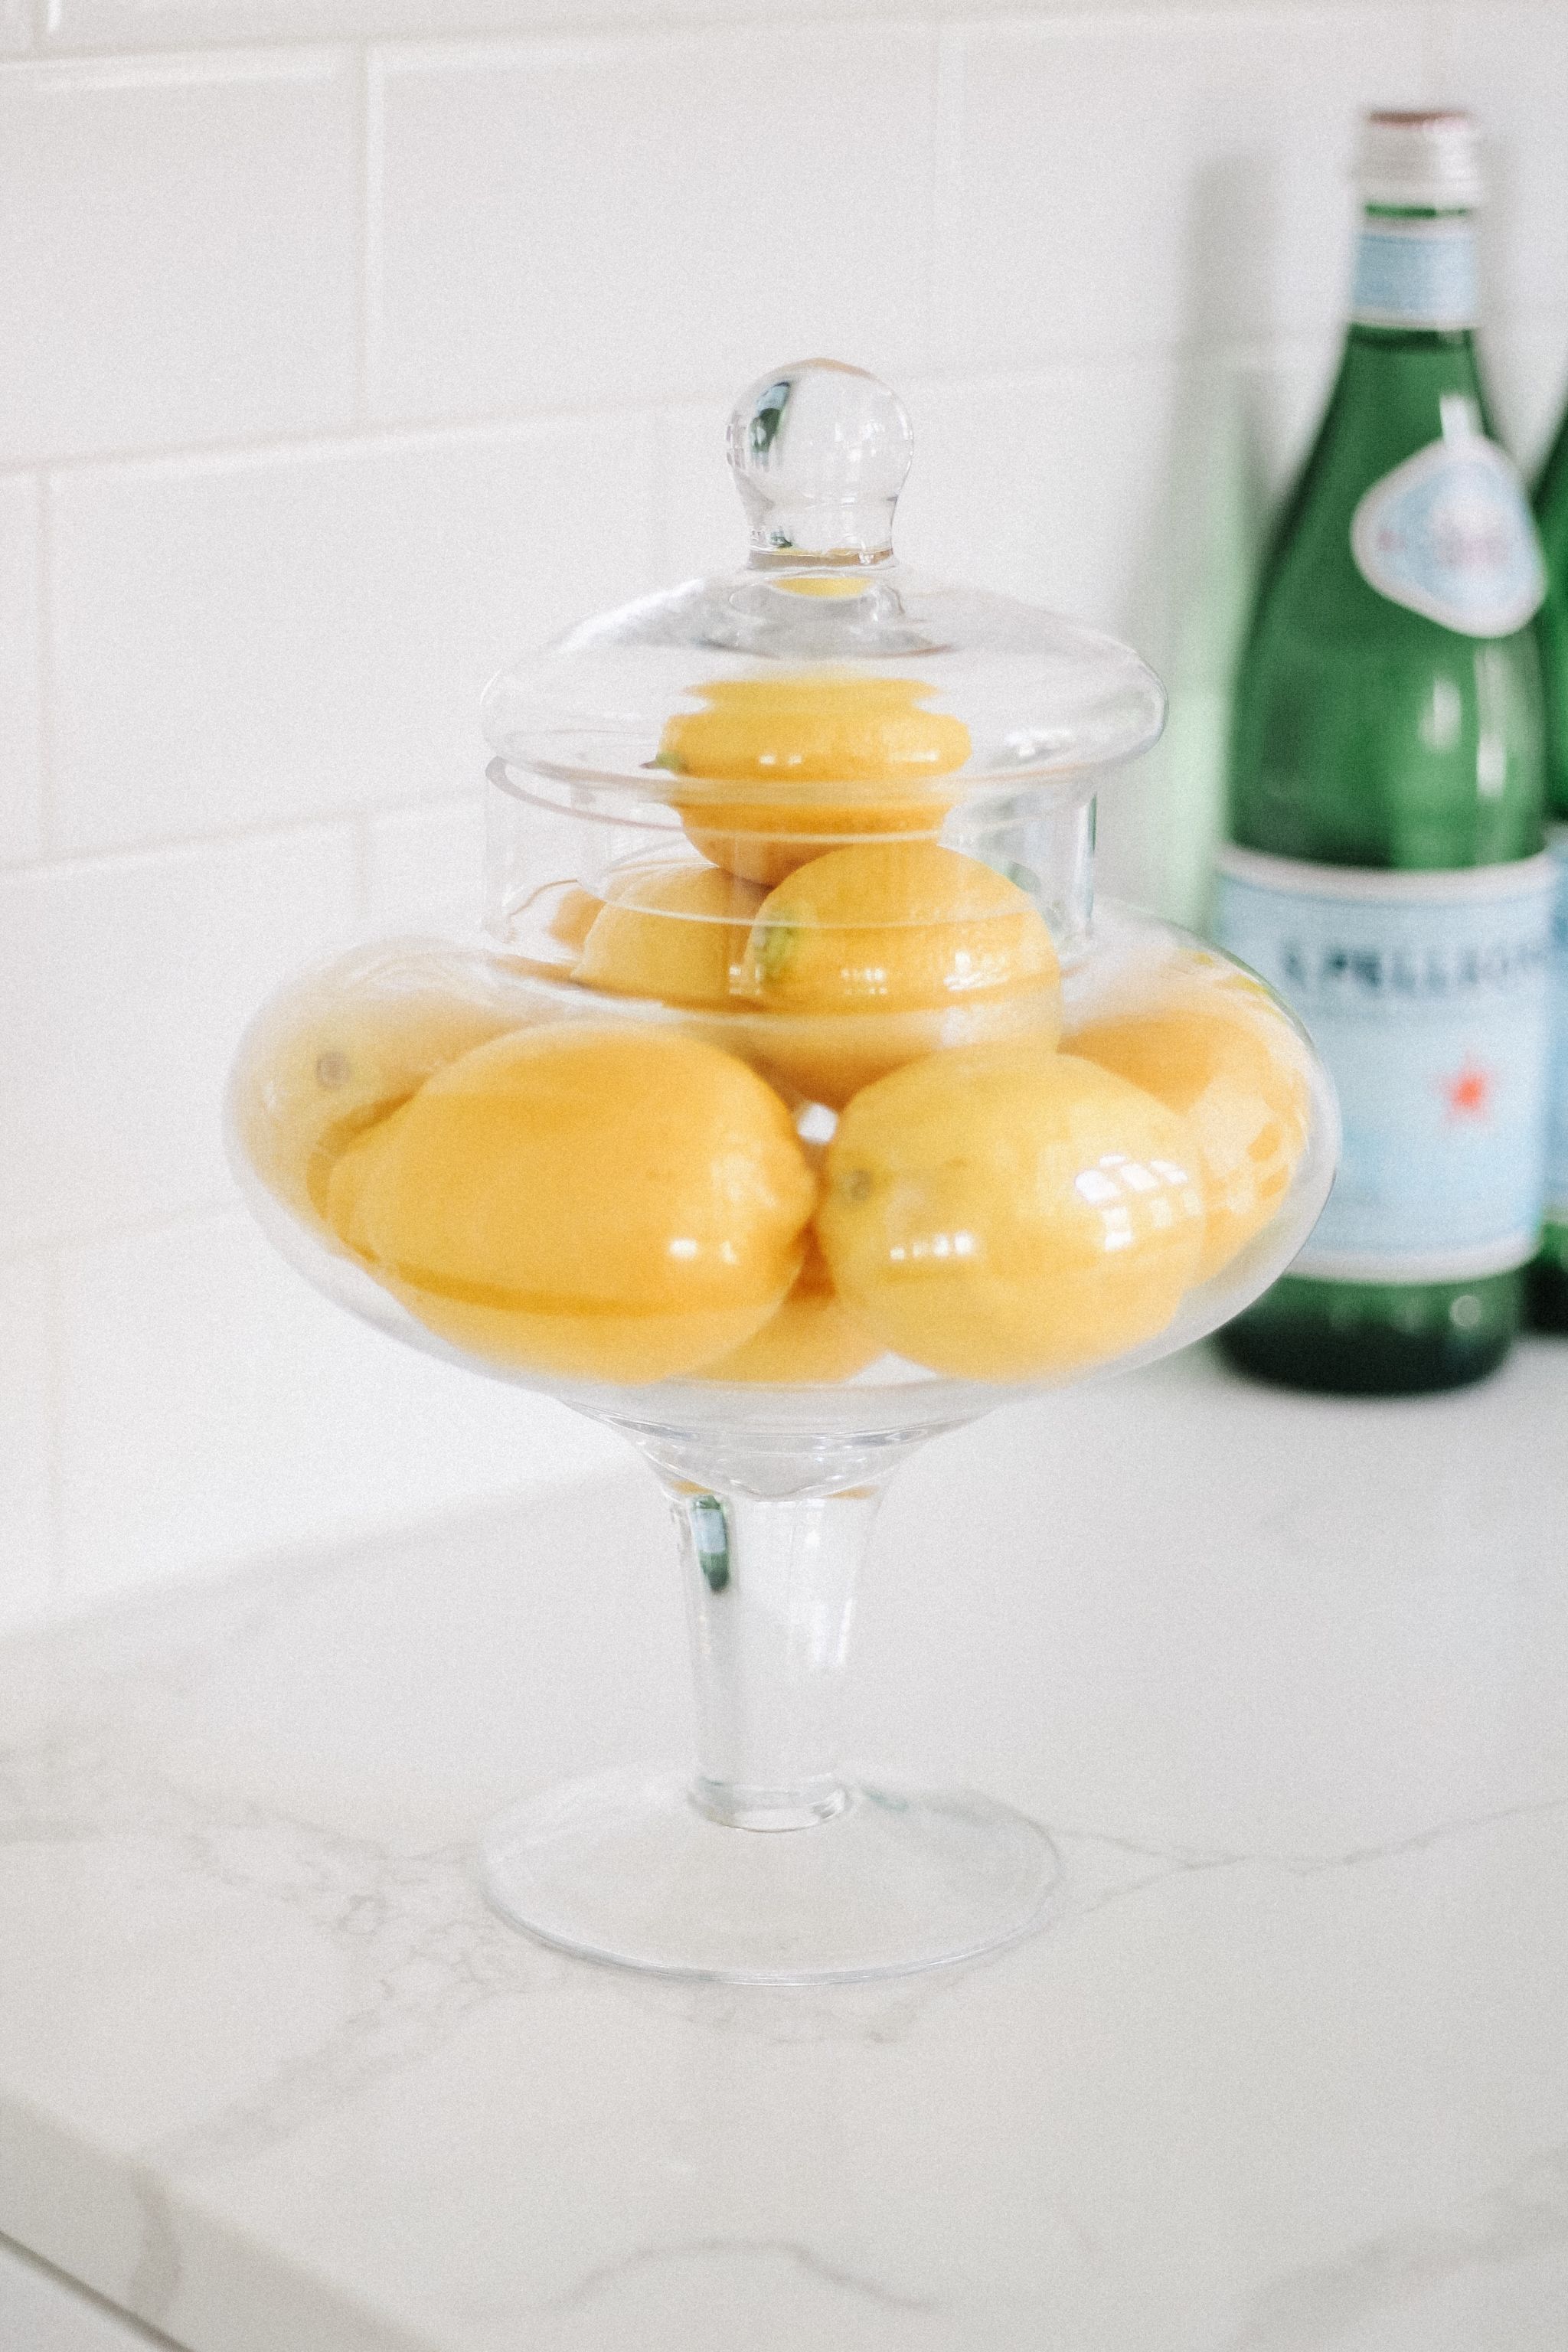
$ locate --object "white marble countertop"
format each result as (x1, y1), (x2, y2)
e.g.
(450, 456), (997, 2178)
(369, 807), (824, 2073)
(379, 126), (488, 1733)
(2, 1342), (1566, 2352)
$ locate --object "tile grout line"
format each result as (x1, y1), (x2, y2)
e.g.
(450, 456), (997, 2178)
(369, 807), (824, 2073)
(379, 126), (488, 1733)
(15, 0), (1472, 67)
(33, 468), (57, 857)
(1, 36), (358, 77)
(0, 332), (1394, 486)
(2, 398), (662, 481)
(1423, 0), (1455, 97)
(645, 409), (675, 593)
(929, 21), (962, 383)
(0, 808), (375, 884)
(349, 809), (374, 926)
(645, 407), (675, 586)
(357, 39), (376, 427)
(40, 1243), (66, 1615)
(2, 1200), (259, 1276)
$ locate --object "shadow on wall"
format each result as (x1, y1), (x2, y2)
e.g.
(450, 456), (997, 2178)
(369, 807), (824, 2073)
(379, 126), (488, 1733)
(1475, 124), (1568, 472)
(1099, 154), (1322, 930)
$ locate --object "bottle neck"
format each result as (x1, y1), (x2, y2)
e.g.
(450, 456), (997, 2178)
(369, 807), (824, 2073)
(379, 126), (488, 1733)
(1315, 322), (1490, 481)
(1350, 205), (1478, 336)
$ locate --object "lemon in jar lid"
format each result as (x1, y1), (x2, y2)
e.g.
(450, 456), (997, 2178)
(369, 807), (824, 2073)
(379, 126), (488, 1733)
(659, 672), (969, 887)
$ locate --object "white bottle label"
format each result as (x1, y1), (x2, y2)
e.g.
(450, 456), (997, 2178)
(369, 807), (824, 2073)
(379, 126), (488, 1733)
(1351, 400), (1546, 638)
(1213, 845), (1554, 1282)
(1351, 216), (1476, 331)
(1548, 827), (1568, 1223)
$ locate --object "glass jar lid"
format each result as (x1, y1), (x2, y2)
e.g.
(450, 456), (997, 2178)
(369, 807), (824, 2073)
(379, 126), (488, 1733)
(481, 361), (1165, 805)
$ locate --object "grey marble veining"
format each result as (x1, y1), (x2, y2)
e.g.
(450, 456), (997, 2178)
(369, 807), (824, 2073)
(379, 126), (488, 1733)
(1, 1345), (1566, 2350)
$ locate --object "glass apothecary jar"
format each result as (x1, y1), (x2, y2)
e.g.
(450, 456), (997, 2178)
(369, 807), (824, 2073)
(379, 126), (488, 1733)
(229, 361), (1338, 1983)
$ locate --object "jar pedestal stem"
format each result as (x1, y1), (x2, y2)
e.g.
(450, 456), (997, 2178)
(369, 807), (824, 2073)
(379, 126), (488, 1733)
(674, 1483), (878, 1833)
(479, 1447), (1059, 1985)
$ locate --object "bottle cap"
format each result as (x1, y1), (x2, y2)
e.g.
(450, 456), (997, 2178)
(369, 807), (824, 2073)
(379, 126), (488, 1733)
(1356, 110), (1482, 211)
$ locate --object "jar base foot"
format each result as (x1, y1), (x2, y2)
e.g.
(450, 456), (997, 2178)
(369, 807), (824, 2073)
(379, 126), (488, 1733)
(480, 1767), (1060, 1985)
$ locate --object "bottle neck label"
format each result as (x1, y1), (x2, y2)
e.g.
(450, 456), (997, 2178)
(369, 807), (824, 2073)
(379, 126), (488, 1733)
(1547, 827), (1568, 1221)
(1351, 400), (1547, 637)
(1212, 844), (1555, 1282)
(1352, 213), (1477, 330)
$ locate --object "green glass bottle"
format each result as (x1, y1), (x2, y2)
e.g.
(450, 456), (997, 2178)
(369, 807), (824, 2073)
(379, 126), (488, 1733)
(1529, 407), (1568, 1331)
(1214, 110), (1554, 1396)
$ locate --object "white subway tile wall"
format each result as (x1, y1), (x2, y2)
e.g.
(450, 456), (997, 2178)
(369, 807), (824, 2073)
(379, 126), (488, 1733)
(0, 51), (361, 462)
(1446, 1), (1568, 333)
(48, 420), (656, 851)
(56, 1213), (620, 1606)
(0, 830), (357, 1246)
(369, 28), (939, 419)
(899, 363), (1181, 645)
(363, 795), (486, 930)
(0, 475), (42, 864)
(0, 1257), (55, 1632)
(2, 0), (1565, 1622)
(934, 9), (1428, 368)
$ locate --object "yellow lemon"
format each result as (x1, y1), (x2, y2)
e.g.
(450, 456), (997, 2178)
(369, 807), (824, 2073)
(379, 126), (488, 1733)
(683, 805), (954, 891)
(732, 840), (1060, 1106)
(320, 1115), (388, 1245)
(738, 989), (1062, 1114)
(574, 864), (766, 1008)
(776, 576), (872, 599)
(1065, 1005), (1310, 1282)
(547, 884), (606, 954)
(503, 883), (609, 982)
(743, 841), (1059, 1011)
(230, 948), (522, 1230)
(328, 1024), (816, 1385)
(817, 1045), (1207, 1381)
(660, 673), (969, 886)
(702, 1238), (882, 1385)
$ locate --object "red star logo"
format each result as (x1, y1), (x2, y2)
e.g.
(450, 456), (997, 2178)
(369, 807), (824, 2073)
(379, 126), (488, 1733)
(1440, 1060), (1492, 1120)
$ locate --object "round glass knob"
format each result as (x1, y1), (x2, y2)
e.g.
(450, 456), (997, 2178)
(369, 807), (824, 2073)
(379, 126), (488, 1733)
(727, 358), (913, 564)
